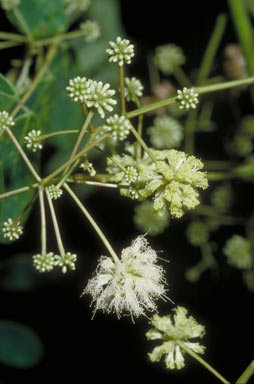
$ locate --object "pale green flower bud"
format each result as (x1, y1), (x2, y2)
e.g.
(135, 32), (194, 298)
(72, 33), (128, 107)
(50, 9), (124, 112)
(134, 201), (170, 236)
(85, 81), (117, 118)
(64, 0), (90, 15)
(33, 252), (55, 273)
(106, 36), (134, 67)
(1, 0), (20, 11)
(186, 221), (209, 246)
(0, 110), (15, 132)
(103, 114), (131, 142)
(80, 20), (100, 42)
(2, 218), (23, 241)
(124, 77), (144, 102)
(54, 252), (77, 274)
(223, 235), (252, 269)
(177, 87), (199, 110)
(147, 115), (183, 149)
(154, 44), (185, 75)
(24, 130), (43, 152)
(46, 185), (63, 200)
(210, 184), (232, 213)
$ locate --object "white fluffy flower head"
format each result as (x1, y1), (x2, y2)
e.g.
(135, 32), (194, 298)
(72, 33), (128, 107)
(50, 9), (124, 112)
(83, 235), (168, 320)
(106, 36), (134, 66)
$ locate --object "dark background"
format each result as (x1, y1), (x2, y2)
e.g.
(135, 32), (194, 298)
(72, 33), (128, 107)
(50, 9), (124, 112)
(1, 1), (253, 383)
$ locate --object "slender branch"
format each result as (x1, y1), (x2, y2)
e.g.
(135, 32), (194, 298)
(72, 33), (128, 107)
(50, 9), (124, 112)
(33, 29), (85, 47)
(236, 361), (254, 384)
(38, 187), (46, 255)
(126, 96), (177, 119)
(11, 42), (59, 118)
(130, 124), (157, 163)
(0, 41), (23, 49)
(196, 76), (254, 95)
(177, 341), (230, 384)
(119, 65), (126, 115)
(13, 7), (33, 43)
(0, 31), (27, 42)
(0, 183), (38, 200)
(64, 183), (119, 263)
(40, 130), (79, 141)
(5, 127), (41, 182)
(45, 189), (65, 257)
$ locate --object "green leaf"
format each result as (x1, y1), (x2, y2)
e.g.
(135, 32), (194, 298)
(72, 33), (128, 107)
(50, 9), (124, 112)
(0, 254), (38, 291)
(0, 112), (39, 243)
(0, 73), (17, 111)
(0, 321), (43, 368)
(7, 0), (67, 39)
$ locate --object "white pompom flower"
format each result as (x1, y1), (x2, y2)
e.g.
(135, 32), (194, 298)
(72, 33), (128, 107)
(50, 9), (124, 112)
(106, 36), (134, 66)
(83, 235), (168, 320)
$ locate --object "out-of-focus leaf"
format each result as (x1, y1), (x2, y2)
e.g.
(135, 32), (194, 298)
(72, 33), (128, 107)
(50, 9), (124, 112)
(0, 112), (39, 243)
(7, 0), (67, 39)
(0, 73), (17, 111)
(0, 254), (38, 291)
(0, 321), (43, 368)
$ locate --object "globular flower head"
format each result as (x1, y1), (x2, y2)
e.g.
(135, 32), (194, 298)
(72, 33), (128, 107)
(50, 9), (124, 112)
(85, 81), (117, 118)
(231, 134), (253, 157)
(103, 114), (131, 142)
(66, 76), (92, 103)
(46, 185), (63, 200)
(54, 252), (77, 274)
(223, 235), (252, 269)
(80, 20), (100, 42)
(177, 87), (199, 110)
(0, 110), (15, 132)
(83, 235), (168, 320)
(106, 36), (134, 66)
(2, 218), (23, 241)
(154, 44), (185, 75)
(146, 306), (205, 370)
(186, 221), (209, 246)
(124, 77), (144, 102)
(1, 0), (20, 11)
(147, 115), (183, 149)
(24, 130), (43, 152)
(210, 184), (232, 213)
(122, 166), (139, 185)
(33, 252), (55, 273)
(134, 201), (170, 236)
(64, 0), (90, 14)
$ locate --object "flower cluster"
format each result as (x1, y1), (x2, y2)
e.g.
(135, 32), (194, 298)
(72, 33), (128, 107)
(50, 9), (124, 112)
(223, 235), (252, 269)
(80, 20), (100, 42)
(2, 218), (23, 241)
(210, 184), (232, 213)
(177, 87), (199, 110)
(0, 110), (15, 132)
(124, 77), (144, 102)
(46, 185), (63, 200)
(24, 130), (43, 152)
(0, 0), (20, 11)
(107, 148), (208, 218)
(67, 77), (117, 118)
(146, 306), (206, 370)
(64, 0), (90, 14)
(33, 252), (77, 273)
(186, 221), (209, 246)
(102, 114), (132, 142)
(147, 115), (183, 149)
(106, 36), (134, 66)
(154, 44), (185, 75)
(134, 201), (170, 236)
(83, 236), (168, 320)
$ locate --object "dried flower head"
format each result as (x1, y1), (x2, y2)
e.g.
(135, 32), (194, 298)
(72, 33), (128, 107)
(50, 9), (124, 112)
(46, 185), (63, 200)
(106, 36), (134, 66)
(0, 110), (15, 132)
(147, 116), (183, 149)
(103, 114), (131, 142)
(83, 235), (168, 320)
(154, 44), (185, 75)
(54, 252), (77, 274)
(124, 77), (144, 102)
(33, 252), (55, 273)
(24, 130), (43, 152)
(2, 218), (23, 241)
(80, 20), (100, 42)
(0, 0), (20, 11)
(146, 306), (205, 370)
(223, 235), (252, 269)
(177, 87), (199, 110)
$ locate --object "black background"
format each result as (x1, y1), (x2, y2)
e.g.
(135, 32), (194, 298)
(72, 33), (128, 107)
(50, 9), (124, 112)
(1, 1), (254, 383)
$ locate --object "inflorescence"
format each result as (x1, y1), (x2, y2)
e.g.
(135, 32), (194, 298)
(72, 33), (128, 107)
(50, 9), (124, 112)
(2, 218), (23, 241)
(106, 36), (134, 66)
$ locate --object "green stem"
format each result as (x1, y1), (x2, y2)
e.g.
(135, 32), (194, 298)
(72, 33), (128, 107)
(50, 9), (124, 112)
(64, 183), (119, 263)
(11, 42), (59, 118)
(197, 14), (227, 85)
(64, 110), (94, 175)
(15, 191), (38, 224)
(38, 187), (47, 255)
(228, 0), (254, 74)
(0, 183), (38, 200)
(80, 180), (118, 188)
(45, 189), (65, 257)
(130, 124), (157, 163)
(13, 7), (33, 43)
(39, 130), (79, 141)
(81, 103), (95, 132)
(125, 96), (177, 119)
(200, 242), (217, 269)
(119, 65), (126, 115)
(196, 76), (254, 94)
(0, 41), (23, 49)
(177, 341), (230, 384)
(57, 159), (80, 189)
(33, 30), (86, 47)
(173, 66), (192, 87)
(0, 31), (27, 42)
(236, 360), (254, 384)
(5, 127), (41, 182)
